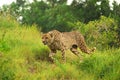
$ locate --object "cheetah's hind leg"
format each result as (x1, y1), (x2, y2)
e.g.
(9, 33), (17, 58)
(70, 44), (83, 61)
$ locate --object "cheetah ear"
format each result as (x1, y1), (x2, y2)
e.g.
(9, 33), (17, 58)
(48, 32), (54, 43)
(48, 32), (53, 38)
(50, 33), (53, 38)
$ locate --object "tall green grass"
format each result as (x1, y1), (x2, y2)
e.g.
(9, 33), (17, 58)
(0, 14), (120, 80)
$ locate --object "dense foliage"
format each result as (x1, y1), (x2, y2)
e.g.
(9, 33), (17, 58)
(0, 15), (120, 80)
(1, 0), (120, 48)
(75, 16), (118, 49)
(0, 0), (120, 79)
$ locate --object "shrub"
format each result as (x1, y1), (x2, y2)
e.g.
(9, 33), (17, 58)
(74, 16), (118, 49)
(0, 14), (19, 28)
(77, 49), (120, 80)
(0, 13), (120, 80)
(0, 56), (15, 80)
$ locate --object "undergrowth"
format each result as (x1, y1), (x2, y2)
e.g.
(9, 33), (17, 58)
(0, 14), (120, 80)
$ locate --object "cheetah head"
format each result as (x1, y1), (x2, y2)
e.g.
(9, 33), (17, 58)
(42, 33), (54, 45)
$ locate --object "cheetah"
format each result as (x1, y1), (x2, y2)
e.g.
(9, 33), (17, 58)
(42, 30), (96, 62)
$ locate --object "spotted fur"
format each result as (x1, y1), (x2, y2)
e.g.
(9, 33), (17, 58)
(42, 30), (96, 62)
(63, 31), (96, 54)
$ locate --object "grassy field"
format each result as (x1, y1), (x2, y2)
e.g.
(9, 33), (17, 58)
(0, 15), (120, 80)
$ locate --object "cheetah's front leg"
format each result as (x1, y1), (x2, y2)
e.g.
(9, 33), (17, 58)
(49, 49), (56, 62)
(61, 49), (66, 63)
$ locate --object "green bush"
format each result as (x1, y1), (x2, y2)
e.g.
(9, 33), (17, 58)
(0, 14), (120, 80)
(0, 56), (15, 80)
(0, 14), (18, 28)
(73, 16), (118, 49)
(77, 49), (120, 80)
(32, 46), (50, 61)
(0, 40), (11, 52)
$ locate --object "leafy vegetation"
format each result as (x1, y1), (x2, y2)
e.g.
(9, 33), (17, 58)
(0, 14), (120, 80)
(0, 0), (120, 79)
(74, 16), (118, 49)
(1, 0), (120, 47)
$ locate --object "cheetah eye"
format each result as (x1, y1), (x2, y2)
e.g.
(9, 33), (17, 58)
(45, 37), (48, 39)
